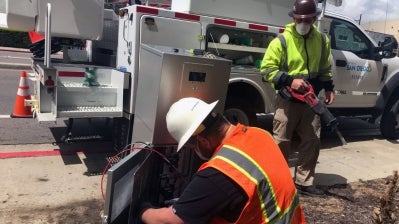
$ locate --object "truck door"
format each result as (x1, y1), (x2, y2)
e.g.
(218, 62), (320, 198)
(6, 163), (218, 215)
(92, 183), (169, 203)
(328, 17), (384, 108)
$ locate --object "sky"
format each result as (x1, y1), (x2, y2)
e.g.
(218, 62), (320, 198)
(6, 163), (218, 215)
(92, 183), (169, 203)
(325, 0), (399, 24)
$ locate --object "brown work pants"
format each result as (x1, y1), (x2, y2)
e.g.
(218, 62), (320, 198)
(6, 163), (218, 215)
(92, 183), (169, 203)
(273, 94), (321, 187)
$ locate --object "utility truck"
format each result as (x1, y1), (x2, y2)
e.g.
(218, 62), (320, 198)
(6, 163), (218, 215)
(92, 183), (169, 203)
(1, 0), (399, 223)
(1, 0), (398, 142)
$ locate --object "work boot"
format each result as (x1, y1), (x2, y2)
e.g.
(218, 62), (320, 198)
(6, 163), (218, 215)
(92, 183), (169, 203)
(295, 184), (325, 196)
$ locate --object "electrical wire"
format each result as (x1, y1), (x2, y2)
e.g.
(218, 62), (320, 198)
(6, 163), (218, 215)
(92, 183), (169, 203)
(100, 142), (180, 200)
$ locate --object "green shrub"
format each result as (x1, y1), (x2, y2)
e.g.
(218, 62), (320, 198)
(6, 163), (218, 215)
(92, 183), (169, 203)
(0, 30), (31, 48)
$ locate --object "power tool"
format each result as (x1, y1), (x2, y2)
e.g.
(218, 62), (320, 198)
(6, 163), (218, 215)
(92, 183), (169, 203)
(279, 82), (347, 145)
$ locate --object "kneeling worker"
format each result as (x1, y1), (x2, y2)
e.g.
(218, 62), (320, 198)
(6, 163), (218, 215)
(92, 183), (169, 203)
(140, 97), (306, 224)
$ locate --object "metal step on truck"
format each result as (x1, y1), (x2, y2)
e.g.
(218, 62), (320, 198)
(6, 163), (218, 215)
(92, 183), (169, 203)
(1, 0), (399, 223)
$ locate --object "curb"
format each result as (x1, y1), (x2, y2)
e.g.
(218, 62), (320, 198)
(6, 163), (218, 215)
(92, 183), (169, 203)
(0, 47), (32, 70)
(0, 62), (32, 70)
(0, 47), (31, 53)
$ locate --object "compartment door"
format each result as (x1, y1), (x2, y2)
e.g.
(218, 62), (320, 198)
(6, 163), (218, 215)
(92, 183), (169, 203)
(140, 15), (202, 50)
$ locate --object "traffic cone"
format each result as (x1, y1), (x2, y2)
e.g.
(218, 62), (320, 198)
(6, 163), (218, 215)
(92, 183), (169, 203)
(11, 71), (33, 118)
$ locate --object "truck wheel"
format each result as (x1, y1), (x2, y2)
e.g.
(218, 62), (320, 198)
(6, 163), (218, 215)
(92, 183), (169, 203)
(380, 95), (399, 140)
(224, 108), (257, 126)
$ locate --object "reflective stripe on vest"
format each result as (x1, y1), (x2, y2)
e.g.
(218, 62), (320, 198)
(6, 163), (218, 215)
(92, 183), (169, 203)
(213, 145), (301, 223)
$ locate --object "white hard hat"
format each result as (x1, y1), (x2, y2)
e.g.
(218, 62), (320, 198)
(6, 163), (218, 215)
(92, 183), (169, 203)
(166, 97), (218, 151)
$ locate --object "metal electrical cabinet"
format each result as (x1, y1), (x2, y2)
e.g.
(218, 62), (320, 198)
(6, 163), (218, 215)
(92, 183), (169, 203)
(132, 44), (231, 146)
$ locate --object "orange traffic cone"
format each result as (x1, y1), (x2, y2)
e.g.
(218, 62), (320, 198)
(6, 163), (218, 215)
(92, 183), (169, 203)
(11, 71), (33, 118)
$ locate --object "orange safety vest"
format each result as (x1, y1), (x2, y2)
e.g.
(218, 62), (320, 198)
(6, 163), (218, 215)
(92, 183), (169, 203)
(198, 124), (306, 224)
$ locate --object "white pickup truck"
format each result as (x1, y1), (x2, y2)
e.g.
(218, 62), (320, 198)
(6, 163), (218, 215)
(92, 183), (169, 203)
(164, 0), (399, 140)
(203, 2), (399, 140)
(318, 12), (398, 139)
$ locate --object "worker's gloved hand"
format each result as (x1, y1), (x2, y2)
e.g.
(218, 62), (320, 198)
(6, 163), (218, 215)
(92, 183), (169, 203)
(291, 78), (309, 92)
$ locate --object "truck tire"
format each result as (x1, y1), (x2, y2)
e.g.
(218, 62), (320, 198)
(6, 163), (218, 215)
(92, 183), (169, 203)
(224, 108), (257, 126)
(380, 94), (399, 140)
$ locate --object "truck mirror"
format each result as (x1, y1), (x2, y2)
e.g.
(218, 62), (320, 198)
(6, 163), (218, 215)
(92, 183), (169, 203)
(375, 36), (398, 59)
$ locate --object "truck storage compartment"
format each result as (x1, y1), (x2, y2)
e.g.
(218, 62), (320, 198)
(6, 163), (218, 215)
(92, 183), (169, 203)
(140, 15), (202, 50)
(171, 0), (292, 26)
(0, 0), (36, 31)
(206, 25), (277, 71)
(0, 0), (104, 40)
(33, 62), (128, 122)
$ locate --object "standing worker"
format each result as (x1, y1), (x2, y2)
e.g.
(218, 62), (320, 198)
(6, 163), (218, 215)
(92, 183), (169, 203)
(140, 97), (306, 223)
(260, 0), (334, 196)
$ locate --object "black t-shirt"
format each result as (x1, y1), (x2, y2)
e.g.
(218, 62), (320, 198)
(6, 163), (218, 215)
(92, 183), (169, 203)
(172, 167), (248, 224)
